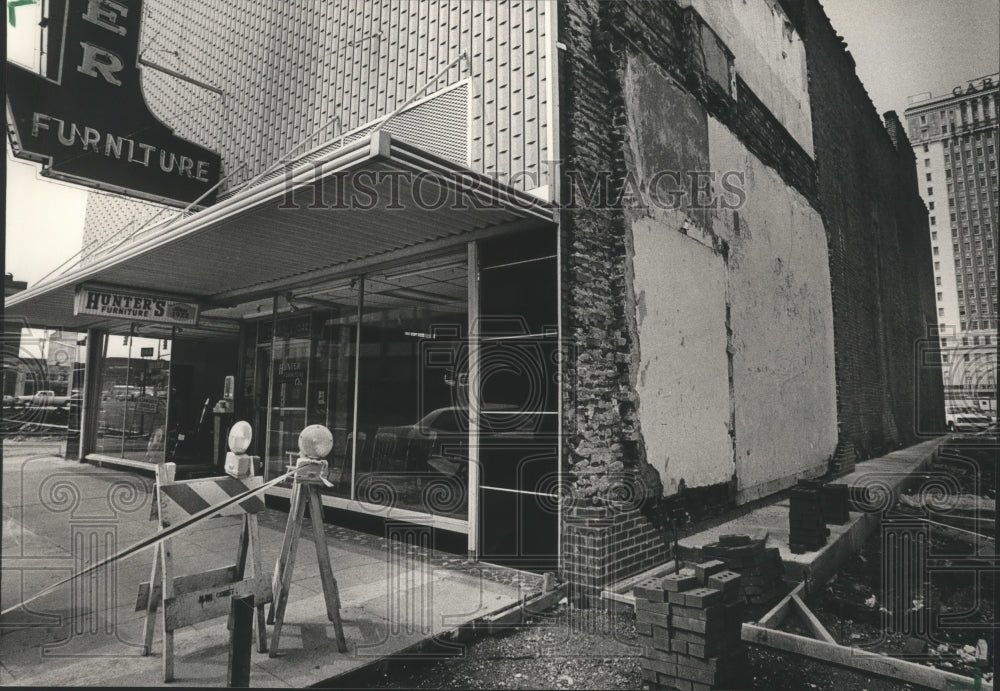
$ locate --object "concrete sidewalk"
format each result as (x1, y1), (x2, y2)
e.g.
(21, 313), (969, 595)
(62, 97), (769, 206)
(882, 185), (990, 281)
(677, 438), (946, 591)
(1, 442), (540, 687)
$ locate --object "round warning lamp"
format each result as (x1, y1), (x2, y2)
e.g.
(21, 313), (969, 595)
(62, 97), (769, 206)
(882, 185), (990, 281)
(228, 420), (253, 454)
(299, 424), (334, 459)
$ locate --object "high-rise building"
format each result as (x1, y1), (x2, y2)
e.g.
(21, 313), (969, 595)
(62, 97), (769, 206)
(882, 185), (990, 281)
(905, 74), (999, 422)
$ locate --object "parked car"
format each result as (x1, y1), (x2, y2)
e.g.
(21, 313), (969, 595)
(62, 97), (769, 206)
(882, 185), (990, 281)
(15, 390), (72, 408)
(948, 414), (995, 432)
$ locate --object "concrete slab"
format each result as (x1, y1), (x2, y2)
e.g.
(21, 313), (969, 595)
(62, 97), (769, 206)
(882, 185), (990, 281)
(1, 441), (541, 687)
(678, 439), (944, 591)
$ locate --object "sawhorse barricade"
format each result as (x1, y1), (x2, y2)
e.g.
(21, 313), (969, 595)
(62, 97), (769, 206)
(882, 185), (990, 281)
(267, 457), (348, 656)
(137, 462), (272, 682)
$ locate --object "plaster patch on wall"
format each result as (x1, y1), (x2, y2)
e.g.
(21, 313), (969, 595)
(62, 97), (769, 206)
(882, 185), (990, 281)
(680, 0), (814, 157)
(707, 116), (837, 502)
(630, 213), (735, 495)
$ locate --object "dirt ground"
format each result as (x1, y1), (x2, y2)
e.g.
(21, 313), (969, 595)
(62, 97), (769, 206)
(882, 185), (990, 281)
(341, 605), (920, 690)
(345, 437), (996, 691)
(799, 444), (996, 685)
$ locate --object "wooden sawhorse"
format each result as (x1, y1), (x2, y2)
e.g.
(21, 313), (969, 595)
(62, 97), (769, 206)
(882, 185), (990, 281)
(267, 459), (348, 656)
(138, 462), (272, 681)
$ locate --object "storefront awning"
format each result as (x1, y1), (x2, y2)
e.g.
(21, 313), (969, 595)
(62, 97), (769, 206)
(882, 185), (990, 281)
(5, 132), (556, 337)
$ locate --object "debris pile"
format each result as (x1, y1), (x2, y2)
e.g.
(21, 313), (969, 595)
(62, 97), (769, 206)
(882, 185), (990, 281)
(635, 562), (748, 690)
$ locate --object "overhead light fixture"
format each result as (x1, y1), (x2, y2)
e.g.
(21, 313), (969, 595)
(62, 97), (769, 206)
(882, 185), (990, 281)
(384, 259), (465, 281)
(379, 287), (457, 305)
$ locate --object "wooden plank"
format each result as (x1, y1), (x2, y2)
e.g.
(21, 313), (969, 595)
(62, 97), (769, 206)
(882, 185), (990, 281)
(523, 583), (568, 617)
(758, 581), (805, 629)
(791, 593), (837, 645)
(600, 587), (634, 605)
(484, 583), (568, 632)
(742, 623), (993, 691)
(135, 564), (239, 611)
(163, 576), (271, 632)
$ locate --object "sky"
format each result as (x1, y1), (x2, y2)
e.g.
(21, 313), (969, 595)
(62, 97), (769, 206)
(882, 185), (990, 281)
(4, 0), (1000, 289)
(820, 0), (1000, 117)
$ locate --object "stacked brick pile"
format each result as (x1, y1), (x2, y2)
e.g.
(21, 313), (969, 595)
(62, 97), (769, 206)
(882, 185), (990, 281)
(820, 483), (850, 525)
(634, 561), (748, 690)
(701, 535), (783, 606)
(789, 480), (830, 553)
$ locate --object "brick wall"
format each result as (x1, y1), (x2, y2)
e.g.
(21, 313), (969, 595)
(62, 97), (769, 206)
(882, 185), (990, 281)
(561, 504), (671, 608)
(557, 0), (942, 595)
(778, 0), (945, 456)
(557, 0), (671, 590)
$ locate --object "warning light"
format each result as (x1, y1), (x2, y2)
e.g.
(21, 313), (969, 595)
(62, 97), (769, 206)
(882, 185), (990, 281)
(298, 424), (333, 459)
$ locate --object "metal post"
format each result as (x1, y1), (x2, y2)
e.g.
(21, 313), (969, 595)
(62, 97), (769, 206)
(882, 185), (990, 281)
(78, 328), (106, 459)
(163, 326), (175, 464)
(264, 297), (279, 480)
(349, 276), (364, 502)
(467, 242), (480, 559)
(227, 595), (254, 687)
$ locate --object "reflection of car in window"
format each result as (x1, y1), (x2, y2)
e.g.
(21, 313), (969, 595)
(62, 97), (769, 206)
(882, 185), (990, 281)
(365, 404), (535, 478)
(950, 415), (994, 432)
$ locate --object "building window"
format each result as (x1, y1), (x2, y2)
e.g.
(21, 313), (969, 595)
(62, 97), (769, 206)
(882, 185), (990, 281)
(929, 202), (935, 210)
(958, 290), (964, 299)
(934, 261), (940, 270)
(941, 338), (948, 347)
(937, 292), (943, 301)
(939, 307), (945, 316)
(924, 159), (931, 167)
(933, 246), (939, 256)
(927, 187), (933, 195)
(931, 231), (938, 240)
(923, 143), (929, 153)
(931, 216), (936, 225)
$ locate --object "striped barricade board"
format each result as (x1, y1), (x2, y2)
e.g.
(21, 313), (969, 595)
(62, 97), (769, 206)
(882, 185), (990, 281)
(138, 463), (271, 682)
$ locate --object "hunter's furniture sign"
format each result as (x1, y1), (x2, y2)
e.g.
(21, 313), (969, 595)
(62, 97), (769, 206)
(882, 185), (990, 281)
(74, 284), (200, 326)
(5, 0), (221, 206)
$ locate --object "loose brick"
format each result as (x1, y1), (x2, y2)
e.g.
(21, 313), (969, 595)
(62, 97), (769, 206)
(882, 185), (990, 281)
(643, 646), (678, 663)
(634, 577), (667, 602)
(670, 614), (725, 635)
(636, 609), (670, 627)
(693, 560), (727, 583)
(642, 657), (677, 677)
(707, 570), (742, 599)
(683, 587), (723, 608)
(671, 603), (724, 622)
(662, 573), (699, 592)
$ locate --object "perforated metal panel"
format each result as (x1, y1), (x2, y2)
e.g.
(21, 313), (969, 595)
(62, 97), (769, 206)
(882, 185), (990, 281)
(81, 0), (555, 265)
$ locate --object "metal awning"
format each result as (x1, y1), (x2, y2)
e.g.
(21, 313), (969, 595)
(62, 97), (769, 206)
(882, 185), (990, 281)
(5, 132), (556, 337)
